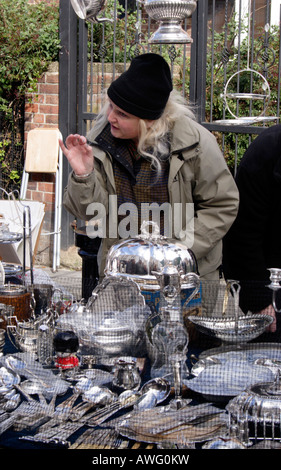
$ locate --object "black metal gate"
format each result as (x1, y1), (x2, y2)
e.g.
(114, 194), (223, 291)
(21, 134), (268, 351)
(59, 0), (280, 248)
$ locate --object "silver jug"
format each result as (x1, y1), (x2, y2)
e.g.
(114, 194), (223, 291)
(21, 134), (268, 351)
(70, 0), (112, 23)
(113, 358), (141, 390)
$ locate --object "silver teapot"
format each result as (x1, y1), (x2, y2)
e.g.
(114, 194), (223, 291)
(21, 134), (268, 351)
(7, 318), (39, 353)
(70, 0), (112, 23)
(6, 312), (53, 354)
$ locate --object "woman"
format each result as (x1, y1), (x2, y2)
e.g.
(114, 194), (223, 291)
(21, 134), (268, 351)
(61, 53), (239, 296)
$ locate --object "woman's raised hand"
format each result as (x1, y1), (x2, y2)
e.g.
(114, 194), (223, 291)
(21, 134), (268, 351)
(59, 134), (94, 176)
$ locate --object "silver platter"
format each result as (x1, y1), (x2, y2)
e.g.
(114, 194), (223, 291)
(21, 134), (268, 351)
(188, 314), (273, 343)
(191, 346), (281, 377)
(198, 342), (281, 360)
(186, 360), (275, 401)
(213, 116), (278, 126)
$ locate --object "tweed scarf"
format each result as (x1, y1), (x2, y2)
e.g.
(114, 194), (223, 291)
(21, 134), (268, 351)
(95, 124), (170, 235)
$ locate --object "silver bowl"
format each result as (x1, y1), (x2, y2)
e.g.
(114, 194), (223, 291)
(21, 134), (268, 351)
(145, 0), (197, 21)
(105, 221), (198, 291)
(188, 314), (273, 343)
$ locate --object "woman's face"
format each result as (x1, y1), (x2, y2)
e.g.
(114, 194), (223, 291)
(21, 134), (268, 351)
(107, 100), (141, 142)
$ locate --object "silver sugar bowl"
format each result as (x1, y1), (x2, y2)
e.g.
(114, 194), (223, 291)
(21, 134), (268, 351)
(113, 358), (141, 390)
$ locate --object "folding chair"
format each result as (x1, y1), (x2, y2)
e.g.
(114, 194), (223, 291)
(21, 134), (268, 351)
(20, 128), (63, 272)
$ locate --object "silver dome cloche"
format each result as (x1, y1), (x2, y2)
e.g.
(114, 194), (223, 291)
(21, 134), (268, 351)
(104, 221), (198, 291)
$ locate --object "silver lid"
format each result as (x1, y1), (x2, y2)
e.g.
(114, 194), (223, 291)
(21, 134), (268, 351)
(104, 221), (198, 290)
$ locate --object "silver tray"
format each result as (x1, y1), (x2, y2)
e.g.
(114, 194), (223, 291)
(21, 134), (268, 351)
(117, 403), (228, 445)
(213, 116), (278, 126)
(191, 345), (281, 377)
(185, 360), (275, 401)
(198, 342), (281, 360)
(188, 314), (273, 343)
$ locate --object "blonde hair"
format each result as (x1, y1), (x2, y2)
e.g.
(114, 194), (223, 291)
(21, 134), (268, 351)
(88, 89), (196, 175)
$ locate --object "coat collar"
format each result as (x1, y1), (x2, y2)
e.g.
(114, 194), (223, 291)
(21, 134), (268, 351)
(170, 117), (200, 157)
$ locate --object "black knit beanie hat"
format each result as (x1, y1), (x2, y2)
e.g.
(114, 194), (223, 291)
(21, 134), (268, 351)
(107, 53), (173, 120)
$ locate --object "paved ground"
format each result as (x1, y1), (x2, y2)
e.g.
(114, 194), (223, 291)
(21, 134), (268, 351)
(40, 265), (82, 281)
(30, 264), (83, 300)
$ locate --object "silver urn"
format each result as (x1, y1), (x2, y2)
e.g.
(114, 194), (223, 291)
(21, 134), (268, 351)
(143, 0), (197, 43)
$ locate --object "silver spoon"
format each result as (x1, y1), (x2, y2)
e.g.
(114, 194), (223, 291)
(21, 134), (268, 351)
(135, 377), (171, 410)
(84, 377), (171, 426)
(54, 377), (94, 417)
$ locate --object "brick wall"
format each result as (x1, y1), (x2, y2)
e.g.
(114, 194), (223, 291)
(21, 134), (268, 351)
(24, 62), (59, 265)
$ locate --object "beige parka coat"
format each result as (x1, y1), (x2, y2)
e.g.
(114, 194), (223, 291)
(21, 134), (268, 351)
(63, 116), (239, 280)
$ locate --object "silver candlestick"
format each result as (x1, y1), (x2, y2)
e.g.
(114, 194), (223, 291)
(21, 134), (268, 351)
(268, 268), (281, 313)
